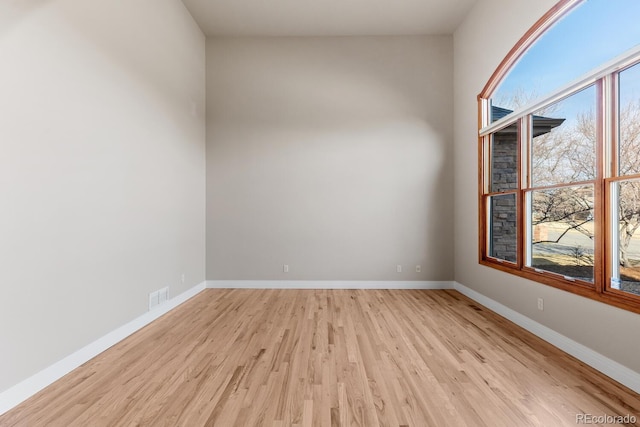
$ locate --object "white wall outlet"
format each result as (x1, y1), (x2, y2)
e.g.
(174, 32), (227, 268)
(416, 265), (421, 273)
(537, 297), (544, 311)
(181, 273), (185, 285)
(283, 264), (289, 273)
(397, 265), (402, 273)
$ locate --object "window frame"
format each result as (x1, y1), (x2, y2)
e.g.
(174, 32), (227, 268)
(478, 0), (640, 314)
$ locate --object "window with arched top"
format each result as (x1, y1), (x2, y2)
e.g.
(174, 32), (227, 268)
(478, 0), (640, 313)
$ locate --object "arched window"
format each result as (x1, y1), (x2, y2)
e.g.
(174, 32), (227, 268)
(478, 0), (640, 313)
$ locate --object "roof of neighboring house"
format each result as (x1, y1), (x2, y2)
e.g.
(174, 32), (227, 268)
(491, 105), (565, 137)
(491, 105), (514, 121)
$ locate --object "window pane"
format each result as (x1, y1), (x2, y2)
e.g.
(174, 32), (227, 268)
(531, 86), (597, 187)
(492, 0), (640, 115)
(528, 185), (594, 282)
(489, 194), (517, 263)
(490, 124), (518, 192)
(619, 62), (640, 176)
(612, 180), (640, 296)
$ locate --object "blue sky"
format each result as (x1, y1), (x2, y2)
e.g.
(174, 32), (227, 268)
(494, 0), (640, 115)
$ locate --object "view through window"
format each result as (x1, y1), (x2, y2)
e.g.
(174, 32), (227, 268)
(479, 0), (640, 311)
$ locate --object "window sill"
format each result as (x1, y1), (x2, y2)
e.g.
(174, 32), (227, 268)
(479, 258), (640, 314)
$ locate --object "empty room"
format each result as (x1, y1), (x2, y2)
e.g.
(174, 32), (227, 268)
(1, 0), (640, 425)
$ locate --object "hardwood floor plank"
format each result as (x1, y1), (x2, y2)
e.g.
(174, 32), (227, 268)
(1, 289), (639, 426)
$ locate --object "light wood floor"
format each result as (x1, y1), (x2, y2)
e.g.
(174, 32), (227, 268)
(2, 289), (639, 426)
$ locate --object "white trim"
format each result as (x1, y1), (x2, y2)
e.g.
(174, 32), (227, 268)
(0, 282), (207, 416)
(453, 281), (640, 394)
(206, 280), (454, 290)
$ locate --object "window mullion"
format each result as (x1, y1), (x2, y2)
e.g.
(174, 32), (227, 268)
(518, 117), (530, 269)
(594, 78), (607, 293)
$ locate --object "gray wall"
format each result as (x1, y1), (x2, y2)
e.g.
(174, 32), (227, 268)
(0, 0), (206, 393)
(206, 36), (454, 281)
(454, 0), (640, 373)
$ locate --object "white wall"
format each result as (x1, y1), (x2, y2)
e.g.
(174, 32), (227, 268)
(0, 0), (206, 392)
(454, 0), (640, 373)
(206, 36), (453, 281)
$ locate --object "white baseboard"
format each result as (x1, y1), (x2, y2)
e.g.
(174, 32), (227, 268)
(453, 281), (640, 394)
(206, 280), (454, 289)
(0, 281), (207, 416)
(5, 280), (636, 416)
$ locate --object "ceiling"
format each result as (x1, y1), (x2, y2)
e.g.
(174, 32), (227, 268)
(180, 0), (478, 37)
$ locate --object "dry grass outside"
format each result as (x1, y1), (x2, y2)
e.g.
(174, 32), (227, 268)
(531, 256), (594, 282)
(620, 265), (640, 295)
(621, 263), (640, 281)
(531, 255), (640, 295)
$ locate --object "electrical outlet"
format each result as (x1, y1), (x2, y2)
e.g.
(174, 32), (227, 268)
(537, 297), (544, 311)
(283, 264), (289, 273)
(416, 265), (421, 273)
(181, 273), (185, 285)
(397, 265), (402, 273)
